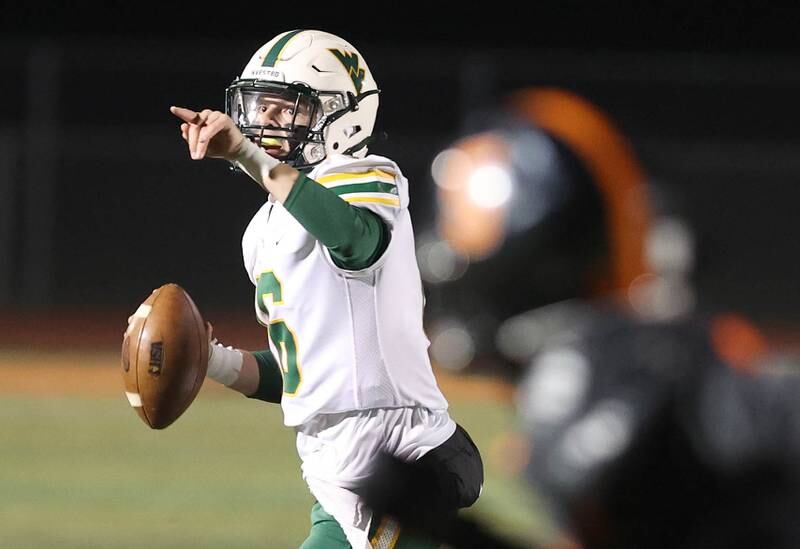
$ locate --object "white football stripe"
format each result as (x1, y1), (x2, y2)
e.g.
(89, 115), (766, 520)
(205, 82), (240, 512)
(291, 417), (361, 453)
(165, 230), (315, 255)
(125, 391), (143, 407)
(133, 304), (152, 319)
(338, 191), (399, 199)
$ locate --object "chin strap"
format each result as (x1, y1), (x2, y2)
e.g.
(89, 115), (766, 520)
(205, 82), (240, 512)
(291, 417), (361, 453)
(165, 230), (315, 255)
(343, 130), (388, 156)
(342, 89), (383, 156)
(325, 89), (381, 127)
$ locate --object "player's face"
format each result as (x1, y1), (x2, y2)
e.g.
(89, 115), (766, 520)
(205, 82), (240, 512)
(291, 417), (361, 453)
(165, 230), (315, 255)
(251, 95), (316, 158)
(253, 96), (314, 128)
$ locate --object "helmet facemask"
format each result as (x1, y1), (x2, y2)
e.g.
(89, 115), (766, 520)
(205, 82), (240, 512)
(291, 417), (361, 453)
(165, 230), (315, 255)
(226, 79), (351, 169)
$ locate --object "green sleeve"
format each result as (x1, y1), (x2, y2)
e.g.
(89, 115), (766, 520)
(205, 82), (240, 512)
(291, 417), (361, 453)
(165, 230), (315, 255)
(283, 172), (390, 270)
(248, 349), (283, 404)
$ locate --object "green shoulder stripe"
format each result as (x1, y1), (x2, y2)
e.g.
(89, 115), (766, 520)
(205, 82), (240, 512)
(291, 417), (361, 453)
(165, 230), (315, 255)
(328, 181), (398, 196)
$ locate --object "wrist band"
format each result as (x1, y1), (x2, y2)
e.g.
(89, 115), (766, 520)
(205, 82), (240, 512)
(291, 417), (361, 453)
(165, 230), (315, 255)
(233, 138), (280, 188)
(207, 342), (244, 386)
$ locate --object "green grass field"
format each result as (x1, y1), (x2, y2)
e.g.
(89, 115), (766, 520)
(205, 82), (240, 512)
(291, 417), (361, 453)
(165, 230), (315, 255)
(0, 390), (554, 548)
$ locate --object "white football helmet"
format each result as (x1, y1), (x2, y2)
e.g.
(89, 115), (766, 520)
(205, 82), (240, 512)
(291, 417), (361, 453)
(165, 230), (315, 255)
(225, 29), (380, 169)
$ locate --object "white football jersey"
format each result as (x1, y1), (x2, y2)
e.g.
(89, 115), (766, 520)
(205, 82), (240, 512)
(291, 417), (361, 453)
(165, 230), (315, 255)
(241, 154), (450, 427)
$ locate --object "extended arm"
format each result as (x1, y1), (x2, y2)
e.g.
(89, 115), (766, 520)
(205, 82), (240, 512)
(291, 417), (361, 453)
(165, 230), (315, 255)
(234, 138), (389, 269)
(170, 106), (389, 270)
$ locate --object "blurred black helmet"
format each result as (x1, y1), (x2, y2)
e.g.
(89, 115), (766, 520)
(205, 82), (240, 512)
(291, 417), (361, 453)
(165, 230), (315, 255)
(420, 88), (669, 378)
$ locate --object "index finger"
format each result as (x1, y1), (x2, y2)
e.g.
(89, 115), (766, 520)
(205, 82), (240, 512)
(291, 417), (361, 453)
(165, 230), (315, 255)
(170, 105), (201, 124)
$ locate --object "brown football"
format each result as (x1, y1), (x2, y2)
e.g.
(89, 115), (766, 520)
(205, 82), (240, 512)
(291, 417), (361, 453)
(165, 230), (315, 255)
(121, 283), (208, 429)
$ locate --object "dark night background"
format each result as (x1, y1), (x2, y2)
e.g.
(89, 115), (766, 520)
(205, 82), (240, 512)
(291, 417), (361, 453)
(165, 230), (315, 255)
(2, 6), (799, 547)
(1, 2), (799, 335)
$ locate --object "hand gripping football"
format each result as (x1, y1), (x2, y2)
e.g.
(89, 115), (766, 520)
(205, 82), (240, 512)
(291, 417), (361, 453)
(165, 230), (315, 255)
(121, 283), (208, 429)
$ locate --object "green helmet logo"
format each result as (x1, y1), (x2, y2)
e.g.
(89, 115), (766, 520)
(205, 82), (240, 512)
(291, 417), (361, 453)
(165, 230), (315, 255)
(328, 49), (366, 94)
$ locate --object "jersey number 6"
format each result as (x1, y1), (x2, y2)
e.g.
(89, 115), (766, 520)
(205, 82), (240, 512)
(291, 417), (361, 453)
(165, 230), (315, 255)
(257, 271), (302, 395)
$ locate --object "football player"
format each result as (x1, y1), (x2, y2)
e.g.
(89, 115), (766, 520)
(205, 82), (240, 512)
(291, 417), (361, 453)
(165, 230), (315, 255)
(170, 30), (483, 549)
(405, 87), (800, 549)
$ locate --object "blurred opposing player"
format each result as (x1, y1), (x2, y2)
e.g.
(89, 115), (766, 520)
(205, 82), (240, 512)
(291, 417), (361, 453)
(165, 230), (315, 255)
(169, 30), (483, 548)
(369, 88), (800, 549)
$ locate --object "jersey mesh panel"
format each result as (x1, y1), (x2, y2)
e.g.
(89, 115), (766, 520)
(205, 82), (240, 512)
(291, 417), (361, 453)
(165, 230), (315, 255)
(347, 274), (398, 406)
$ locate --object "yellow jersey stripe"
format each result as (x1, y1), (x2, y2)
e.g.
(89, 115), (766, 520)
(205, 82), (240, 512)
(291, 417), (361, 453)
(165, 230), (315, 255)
(317, 169), (396, 184)
(343, 196), (400, 206)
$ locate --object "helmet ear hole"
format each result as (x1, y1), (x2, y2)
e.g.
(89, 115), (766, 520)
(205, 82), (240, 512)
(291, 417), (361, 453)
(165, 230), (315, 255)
(344, 125), (362, 138)
(333, 142), (339, 150)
